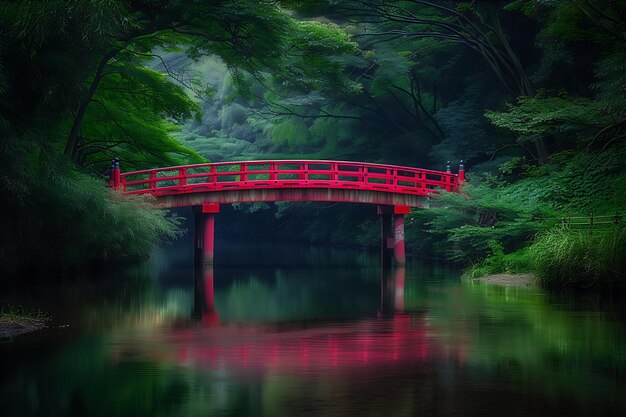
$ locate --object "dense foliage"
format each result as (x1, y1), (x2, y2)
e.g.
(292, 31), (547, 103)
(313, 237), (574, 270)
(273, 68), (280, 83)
(0, 1), (624, 288)
(0, 0), (361, 279)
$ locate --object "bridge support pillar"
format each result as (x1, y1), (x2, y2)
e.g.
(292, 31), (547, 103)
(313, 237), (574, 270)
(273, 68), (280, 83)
(378, 206), (394, 268)
(379, 205), (410, 268)
(393, 205), (410, 266)
(194, 203), (220, 265)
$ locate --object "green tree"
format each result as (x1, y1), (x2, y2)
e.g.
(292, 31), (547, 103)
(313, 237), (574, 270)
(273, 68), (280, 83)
(330, 0), (550, 161)
(0, 0), (361, 167)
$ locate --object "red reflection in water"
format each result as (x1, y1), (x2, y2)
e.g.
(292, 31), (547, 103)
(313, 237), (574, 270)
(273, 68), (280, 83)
(394, 267), (405, 312)
(110, 266), (467, 373)
(167, 315), (463, 373)
(201, 269), (219, 325)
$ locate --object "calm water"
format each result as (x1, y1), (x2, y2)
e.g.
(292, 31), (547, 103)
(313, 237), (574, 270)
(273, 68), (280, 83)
(1, 240), (626, 417)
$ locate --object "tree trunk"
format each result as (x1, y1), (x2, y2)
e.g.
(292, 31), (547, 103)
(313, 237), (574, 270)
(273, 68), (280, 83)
(64, 49), (121, 159)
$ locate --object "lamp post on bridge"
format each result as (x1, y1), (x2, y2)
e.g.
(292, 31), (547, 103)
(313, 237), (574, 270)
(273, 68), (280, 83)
(109, 157), (121, 190)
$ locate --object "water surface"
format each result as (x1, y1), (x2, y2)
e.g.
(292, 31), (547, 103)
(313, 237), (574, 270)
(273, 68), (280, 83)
(1, 241), (625, 416)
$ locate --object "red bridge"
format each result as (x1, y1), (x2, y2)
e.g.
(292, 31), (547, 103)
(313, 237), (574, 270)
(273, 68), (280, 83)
(109, 160), (464, 266)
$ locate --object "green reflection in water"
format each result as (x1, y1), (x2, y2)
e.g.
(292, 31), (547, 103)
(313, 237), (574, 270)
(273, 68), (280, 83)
(402, 276), (626, 409)
(214, 267), (381, 322)
(1, 245), (625, 417)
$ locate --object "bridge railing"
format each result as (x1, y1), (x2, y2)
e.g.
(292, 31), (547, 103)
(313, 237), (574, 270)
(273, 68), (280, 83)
(119, 160), (460, 197)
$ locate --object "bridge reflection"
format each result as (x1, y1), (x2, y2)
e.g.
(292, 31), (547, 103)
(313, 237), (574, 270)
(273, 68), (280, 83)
(378, 267), (406, 318)
(171, 266), (467, 373)
(192, 265), (219, 326)
(108, 266), (467, 374)
(194, 264), (407, 325)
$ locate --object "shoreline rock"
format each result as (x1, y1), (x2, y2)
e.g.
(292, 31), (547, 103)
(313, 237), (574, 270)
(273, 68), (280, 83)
(0, 316), (49, 339)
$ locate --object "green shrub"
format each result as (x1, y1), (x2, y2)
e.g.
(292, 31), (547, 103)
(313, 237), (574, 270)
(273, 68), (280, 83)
(463, 243), (533, 279)
(407, 175), (558, 263)
(0, 170), (182, 280)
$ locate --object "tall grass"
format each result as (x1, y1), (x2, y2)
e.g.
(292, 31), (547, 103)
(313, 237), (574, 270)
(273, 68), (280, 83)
(527, 226), (626, 290)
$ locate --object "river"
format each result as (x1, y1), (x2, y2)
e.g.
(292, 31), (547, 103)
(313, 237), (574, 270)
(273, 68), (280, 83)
(1, 239), (625, 416)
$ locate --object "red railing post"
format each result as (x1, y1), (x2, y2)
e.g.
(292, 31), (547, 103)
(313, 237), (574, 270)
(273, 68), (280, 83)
(149, 171), (156, 190)
(240, 164), (247, 182)
(210, 165), (217, 185)
(458, 160), (465, 184)
(270, 163), (277, 182)
(179, 168), (187, 187)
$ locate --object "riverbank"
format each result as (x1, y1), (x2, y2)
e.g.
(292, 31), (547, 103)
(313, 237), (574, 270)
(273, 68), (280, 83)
(0, 305), (50, 339)
(471, 273), (537, 288)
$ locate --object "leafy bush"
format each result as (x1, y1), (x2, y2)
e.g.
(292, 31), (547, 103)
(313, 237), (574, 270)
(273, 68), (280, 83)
(0, 168), (182, 280)
(409, 142), (625, 279)
(463, 245), (533, 279)
(407, 175), (558, 263)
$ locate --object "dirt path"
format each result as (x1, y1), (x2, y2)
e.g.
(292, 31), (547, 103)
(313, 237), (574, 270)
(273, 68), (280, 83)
(472, 273), (537, 287)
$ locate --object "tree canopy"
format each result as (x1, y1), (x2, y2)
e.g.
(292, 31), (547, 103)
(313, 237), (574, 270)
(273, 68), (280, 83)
(0, 0), (624, 283)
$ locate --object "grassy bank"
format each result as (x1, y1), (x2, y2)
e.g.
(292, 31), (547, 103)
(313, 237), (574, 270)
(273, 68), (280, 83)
(0, 304), (50, 339)
(528, 226), (626, 290)
(465, 226), (626, 290)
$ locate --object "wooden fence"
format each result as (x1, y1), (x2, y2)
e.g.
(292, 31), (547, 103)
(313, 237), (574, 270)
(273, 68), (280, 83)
(561, 213), (623, 232)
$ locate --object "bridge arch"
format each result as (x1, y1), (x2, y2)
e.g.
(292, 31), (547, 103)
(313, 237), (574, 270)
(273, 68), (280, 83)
(110, 160), (464, 266)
